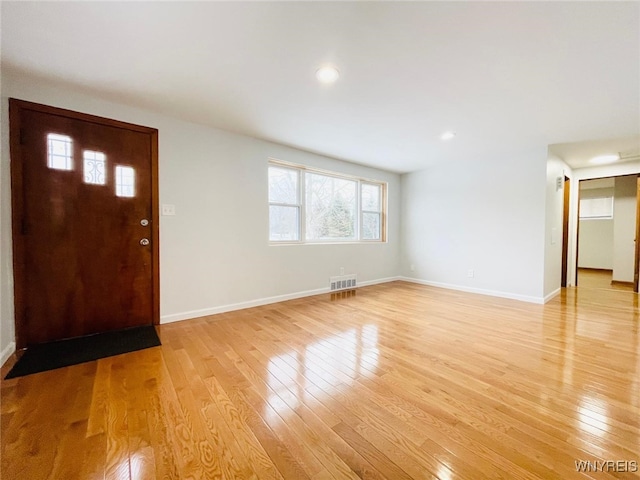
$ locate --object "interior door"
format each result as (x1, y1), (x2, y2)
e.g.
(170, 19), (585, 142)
(635, 175), (640, 293)
(10, 99), (159, 348)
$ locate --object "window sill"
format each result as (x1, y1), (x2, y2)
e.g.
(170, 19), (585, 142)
(269, 240), (387, 246)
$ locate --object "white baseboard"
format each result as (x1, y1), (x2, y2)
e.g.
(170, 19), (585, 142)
(543, 288), (561, 303)
(1, 341), (16, 367)
(358, 276), (401, 287)
(160, 276), (402, 324)
(398, 276), (545, 304)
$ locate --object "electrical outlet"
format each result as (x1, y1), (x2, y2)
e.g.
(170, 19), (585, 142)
(162, 204), (176, 216)
(410, 264), (415, 272)
(467, 269), (474, 278)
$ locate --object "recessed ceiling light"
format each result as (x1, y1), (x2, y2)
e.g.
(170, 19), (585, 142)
(441, 131), (456, 141)
(316, 65), (340, 84)
(590, 154), (619, 165)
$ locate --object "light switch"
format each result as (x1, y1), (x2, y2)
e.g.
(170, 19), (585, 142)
(162, 204), (176, 216)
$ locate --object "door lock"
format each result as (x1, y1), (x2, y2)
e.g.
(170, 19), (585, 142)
(140, 238), (150, 246)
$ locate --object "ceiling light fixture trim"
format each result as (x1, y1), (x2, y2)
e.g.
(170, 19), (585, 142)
(590, 154), (620, 165)
(441, 131), (456, 141)
(316, 65), (340, 84)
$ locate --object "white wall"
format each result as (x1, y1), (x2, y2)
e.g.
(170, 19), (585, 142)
(568, 161), (640, 286)
(577, 187), (614, 269)
(0, 69), (401, 359)
(0, 64), (15, 362)
(543, 153), (572, 298)
(578, 223), (614, 269)
(400, 147), (548, 303)
(612, 175), (637, 282)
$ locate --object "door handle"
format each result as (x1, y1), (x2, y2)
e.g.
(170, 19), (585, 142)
(140, 238), (150, 246)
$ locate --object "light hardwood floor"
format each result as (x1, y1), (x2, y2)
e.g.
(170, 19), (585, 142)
(577, 268), (635, 293)
(2, 281), (639, 479)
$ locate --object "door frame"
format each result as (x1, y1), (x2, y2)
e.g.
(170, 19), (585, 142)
(561, 176), (571, 287)
(9, 98), (160, 350)
(574, 174), (640, 292)
(574, 179), (582, 286)
(635, 175), (640, 293)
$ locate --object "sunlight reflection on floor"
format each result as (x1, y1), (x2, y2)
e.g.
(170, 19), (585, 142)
(266, 324), (380, 419)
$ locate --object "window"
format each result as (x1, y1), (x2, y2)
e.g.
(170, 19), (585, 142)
(47, 133), (73, 170)
(306, 172), (357, 241)
(580, 197), (613, 219)
(83, 150), (106, 185)
(268, 161), (386, 243)
(361, 183), (382, 240)
(115, 165), (135, 197)
(269, 166), (300, 241)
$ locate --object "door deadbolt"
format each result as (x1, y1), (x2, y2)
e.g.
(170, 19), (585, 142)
(140, 219), (149, 226)
(140, 238), (150, 246)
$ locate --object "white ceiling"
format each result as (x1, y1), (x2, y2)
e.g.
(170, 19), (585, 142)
(549, 135), (640, 170)
(2, 2), (638, 174)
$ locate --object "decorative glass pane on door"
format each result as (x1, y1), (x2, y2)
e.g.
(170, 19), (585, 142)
(47, 133), (73, 170)
(83, 151), (106, 185)
(115, 165), (135, 197)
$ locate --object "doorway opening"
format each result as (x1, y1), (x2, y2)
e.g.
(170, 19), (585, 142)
(575, 174), (639, 293)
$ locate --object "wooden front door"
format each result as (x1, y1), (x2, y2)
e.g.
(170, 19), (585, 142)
(10, 99), (159, 348)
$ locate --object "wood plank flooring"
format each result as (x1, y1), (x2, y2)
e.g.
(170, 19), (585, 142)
(2, 281), (639, 479)
(577, 268), (635, 293)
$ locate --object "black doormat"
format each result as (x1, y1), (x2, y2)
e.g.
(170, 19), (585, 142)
(5, 325), (161, 379)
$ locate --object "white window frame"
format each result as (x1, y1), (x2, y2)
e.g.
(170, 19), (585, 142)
(269, 165), (303, 241)
(268, 159), (387, 244)
(360, 181), (383, 241)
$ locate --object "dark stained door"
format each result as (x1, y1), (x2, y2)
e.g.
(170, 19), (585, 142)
(10, 99), (159, 348)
